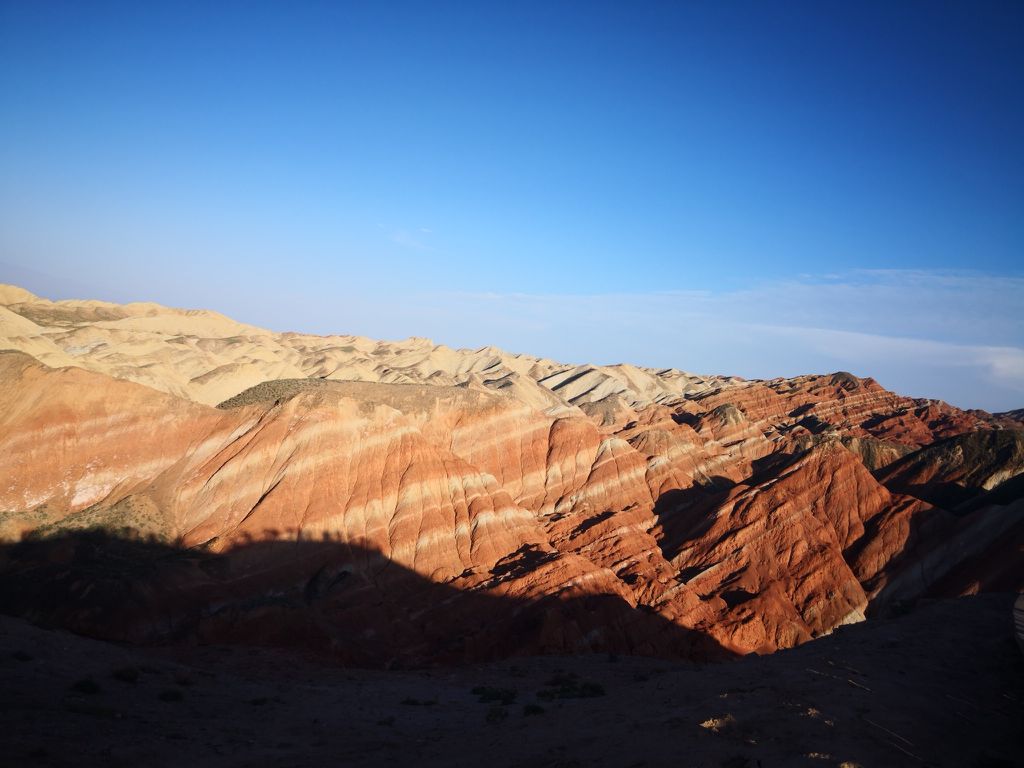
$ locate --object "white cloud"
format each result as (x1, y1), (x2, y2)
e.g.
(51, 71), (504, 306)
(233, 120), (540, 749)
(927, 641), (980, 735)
(750, 324), (1024, 395)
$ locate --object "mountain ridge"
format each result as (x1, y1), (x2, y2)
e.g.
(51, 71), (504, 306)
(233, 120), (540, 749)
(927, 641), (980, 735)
(1, 283), (1021, 663)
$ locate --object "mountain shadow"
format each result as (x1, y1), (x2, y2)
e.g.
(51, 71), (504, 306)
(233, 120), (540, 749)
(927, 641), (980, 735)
(651, 480), (733, 564)
(873, 429), (1024, 509)
(0, 529), (731, 668)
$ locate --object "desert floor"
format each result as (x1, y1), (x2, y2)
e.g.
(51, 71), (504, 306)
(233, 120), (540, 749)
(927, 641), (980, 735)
(1, 594), (1021, 768)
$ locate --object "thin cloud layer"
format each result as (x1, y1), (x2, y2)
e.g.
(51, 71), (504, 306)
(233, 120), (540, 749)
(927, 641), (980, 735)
(374, 270), (1024, 412)
(3, 266), (1021, 411)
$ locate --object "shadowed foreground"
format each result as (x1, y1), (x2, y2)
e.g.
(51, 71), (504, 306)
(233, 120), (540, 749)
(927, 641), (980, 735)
(0, 590), (1021, 767)
(0, 531), (728, 666)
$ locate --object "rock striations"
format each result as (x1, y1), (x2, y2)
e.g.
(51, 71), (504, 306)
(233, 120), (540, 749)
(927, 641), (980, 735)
(0, 283), (1021, 665)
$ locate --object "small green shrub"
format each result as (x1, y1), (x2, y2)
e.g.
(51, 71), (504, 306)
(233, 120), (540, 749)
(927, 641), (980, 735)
(471, 686), (517, 704)
(543, 671), (577, 687)
(110, 666), (140, 683)
(537, 678), (606, 700)
(70, 678), (100, 695)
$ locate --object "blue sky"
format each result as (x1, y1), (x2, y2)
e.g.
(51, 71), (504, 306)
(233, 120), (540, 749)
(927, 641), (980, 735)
(1, 1), (1022, 410)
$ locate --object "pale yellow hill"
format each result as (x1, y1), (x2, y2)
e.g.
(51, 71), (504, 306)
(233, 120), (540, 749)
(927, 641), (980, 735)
(0, 283), (731, 414)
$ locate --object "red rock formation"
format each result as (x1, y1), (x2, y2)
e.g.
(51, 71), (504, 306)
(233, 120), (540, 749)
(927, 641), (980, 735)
(875, 429), (1024, 506)
(2, 287), (1022, 665)
(684, 372), (1015, 454)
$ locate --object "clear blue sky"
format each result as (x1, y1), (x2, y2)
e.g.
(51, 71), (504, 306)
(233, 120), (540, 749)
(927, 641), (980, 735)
(1, 1), (1022, 409)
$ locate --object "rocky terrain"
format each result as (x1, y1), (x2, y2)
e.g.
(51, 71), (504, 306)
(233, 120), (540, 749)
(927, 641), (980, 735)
(0, 282), (1022, 667)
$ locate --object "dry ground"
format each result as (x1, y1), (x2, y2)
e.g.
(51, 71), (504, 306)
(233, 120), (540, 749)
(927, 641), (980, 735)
(1, 594), (1021, 768)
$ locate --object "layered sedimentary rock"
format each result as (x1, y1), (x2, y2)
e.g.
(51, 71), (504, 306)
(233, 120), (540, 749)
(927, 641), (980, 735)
(875, 430), (1024, 505)
(1, 284), (1021, 664)
(0, 284), (730, 410)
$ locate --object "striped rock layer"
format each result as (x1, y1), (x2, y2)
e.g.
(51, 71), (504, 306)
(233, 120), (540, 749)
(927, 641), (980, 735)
(1, 285), (1021, 664)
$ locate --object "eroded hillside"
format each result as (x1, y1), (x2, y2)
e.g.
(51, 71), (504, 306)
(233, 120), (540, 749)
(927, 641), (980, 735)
(1, 283), (1021, 663)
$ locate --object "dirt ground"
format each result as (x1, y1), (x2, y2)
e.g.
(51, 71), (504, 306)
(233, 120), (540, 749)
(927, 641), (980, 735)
(1, 594), (1021, 768)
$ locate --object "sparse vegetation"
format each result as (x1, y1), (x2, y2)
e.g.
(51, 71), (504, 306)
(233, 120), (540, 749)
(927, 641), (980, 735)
(110, 666), (140, 683)
(69, 678), (100, 695)
(217, 378), (338, 409)
(537, 673), (605, 700)
(485, 705), (508, 724)
(471, 686), (517, 705)
(543, 671), (575, 687)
